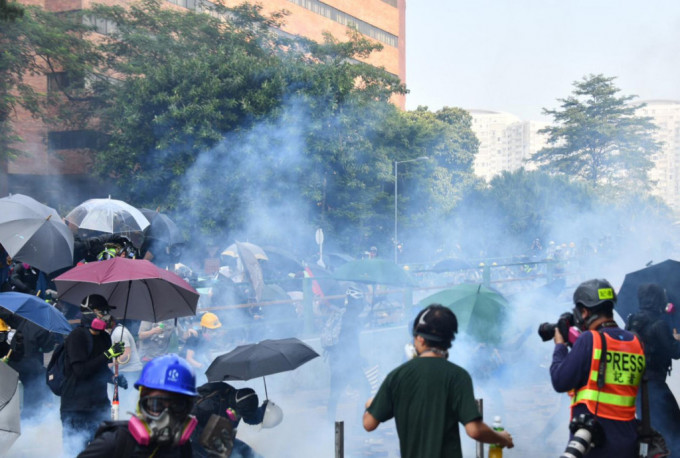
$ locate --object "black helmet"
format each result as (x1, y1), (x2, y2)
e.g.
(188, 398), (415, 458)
(573, 279), (616, 309)
(412, 304), (458, 347)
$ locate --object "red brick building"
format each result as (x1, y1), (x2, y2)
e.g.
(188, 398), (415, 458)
(1, 0), (406, 204)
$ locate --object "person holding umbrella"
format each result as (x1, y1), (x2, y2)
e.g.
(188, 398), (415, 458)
(626, 283), (680, 455)
(78, 354), (199, 458)
(61, 294), (128, 455)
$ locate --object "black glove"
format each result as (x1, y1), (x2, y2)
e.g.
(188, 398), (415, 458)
(115, 374), (128, 390)
(104, 341), (125, 359)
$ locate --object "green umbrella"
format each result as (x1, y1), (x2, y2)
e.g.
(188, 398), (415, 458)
(332, 259), (415, 287)
(417, 284), (508, 344)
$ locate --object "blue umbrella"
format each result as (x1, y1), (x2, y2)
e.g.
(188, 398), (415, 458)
(0, 292), (72, 335)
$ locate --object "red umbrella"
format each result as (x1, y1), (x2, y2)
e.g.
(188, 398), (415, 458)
(53, 257), (198, 322)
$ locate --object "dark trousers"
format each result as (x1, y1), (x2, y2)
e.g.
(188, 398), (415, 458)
(639, 379), (680, 457)
(61, 409), (109, 455)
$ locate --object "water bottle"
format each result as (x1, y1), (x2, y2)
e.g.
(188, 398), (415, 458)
(488, 416), (503, 458)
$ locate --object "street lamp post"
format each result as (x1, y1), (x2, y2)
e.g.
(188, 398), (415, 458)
(394, 156), (428, 264)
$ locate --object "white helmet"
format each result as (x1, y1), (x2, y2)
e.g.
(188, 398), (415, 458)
(261, 401), (283, 429)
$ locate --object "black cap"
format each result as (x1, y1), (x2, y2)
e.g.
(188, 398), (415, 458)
(85, 294), (114, 311)
(412, 304), (458, 343)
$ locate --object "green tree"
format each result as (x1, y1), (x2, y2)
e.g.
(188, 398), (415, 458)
(531, 74), (659, 191)
(0, 0), (23, 21)
(89, 0), (289, 208)
(0, 6), (98, 160)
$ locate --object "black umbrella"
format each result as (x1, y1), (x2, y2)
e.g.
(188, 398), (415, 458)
(206, 338), (319, 397)
(140, 208), (184, 247)
(617, 259), (680, 329)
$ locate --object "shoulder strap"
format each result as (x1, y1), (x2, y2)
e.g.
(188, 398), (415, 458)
(596, 331), (607, 390)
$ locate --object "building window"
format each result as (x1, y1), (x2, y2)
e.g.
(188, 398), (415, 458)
(47, 72), (84, 94)
(83, 14), (118, 35)
(48, 130), (106, 151)
(380, 0), (398, 6)
(287, 0), (398, 47)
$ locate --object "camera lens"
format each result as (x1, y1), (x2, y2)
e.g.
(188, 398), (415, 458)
(538, 322), (557, 341)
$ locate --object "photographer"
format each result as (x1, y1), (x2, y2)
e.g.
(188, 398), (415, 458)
(550, 279), (645, 457)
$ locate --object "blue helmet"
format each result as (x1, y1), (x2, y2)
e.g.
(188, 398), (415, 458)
(135, 354), (198, 396)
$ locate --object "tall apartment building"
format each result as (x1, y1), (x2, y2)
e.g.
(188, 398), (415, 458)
(2, 0), (405, 201)
(636, 100), (680, 212)
(469, 109), (549, 181)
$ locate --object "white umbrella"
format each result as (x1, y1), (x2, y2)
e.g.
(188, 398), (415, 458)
(65, 197), (149, 235)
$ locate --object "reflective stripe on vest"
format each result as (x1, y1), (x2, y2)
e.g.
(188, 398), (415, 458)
(571, 330), (645, 421)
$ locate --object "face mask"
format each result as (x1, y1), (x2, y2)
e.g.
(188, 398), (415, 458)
(666, 303), (675, 314)
(129, 402), (197, 447)
(404, 342), (417, 360)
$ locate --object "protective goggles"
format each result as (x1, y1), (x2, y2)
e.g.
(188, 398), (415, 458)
(140, 395), (194, 417)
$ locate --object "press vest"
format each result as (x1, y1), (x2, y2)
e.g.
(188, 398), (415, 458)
(571, 330), (645, 421)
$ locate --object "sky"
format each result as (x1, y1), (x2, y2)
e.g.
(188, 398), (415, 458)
(405, 0), (680, 121)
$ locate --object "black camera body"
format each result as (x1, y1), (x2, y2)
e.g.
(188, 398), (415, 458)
(559, 413), (605, 458)
(538, 312), (575, 344)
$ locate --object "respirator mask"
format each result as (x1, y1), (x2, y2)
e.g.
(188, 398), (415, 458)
(91, 308), (112, 331)
(129, 395), (197, 447)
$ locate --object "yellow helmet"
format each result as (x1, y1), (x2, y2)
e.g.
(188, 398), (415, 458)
(0, 319), (8, 332)
(200, 312), (222, 329)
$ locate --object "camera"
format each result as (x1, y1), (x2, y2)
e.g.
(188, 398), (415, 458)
(538, 312), (580, 346)
(559, 413), (604, 458)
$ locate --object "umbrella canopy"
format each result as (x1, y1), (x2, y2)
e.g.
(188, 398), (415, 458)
(140, 209), (184, 246)
(0, 292), (72, 335)
(0, 194), (74, 273)
(221, 242), (268, 261)
(236, 242), (264, 302)
(65, 198), (149, 235)
(54, 257), (199, 322)
(417, 284), (508, 344)
(617, 259), (680, 329)
(332, 259), (415, 287)
(206, 337), (319, 382)
(0, 363), (21, 451)
(428, 258), (474, 273)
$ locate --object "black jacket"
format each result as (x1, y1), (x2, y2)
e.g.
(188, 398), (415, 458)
(78, 421), (192, 458)
(61, 326), (113, 412)
(627, 309), (680, 379)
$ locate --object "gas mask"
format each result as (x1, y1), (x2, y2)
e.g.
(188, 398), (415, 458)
(404, 342), (417, 360)
(129, 395), (197, 447)
(91, 308), (112, 330)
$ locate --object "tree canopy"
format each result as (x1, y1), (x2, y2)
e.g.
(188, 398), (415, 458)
(0, 6), (98, 160)
(530, 74), (659, 192)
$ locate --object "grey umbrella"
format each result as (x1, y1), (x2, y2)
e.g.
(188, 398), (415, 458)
(0, 362), (21, 451)
(206, 338), (319, 382)
(0, 194), (74, 273)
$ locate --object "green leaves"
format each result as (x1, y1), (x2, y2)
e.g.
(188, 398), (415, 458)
(531, 74), (659, 192)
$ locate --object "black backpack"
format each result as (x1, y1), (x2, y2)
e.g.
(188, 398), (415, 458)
(46, 330), (91, 396)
